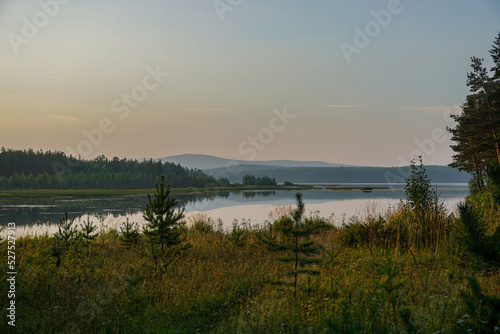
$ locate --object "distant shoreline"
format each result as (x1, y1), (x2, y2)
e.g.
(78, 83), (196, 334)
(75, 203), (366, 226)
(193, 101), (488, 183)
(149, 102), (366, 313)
(0, 185), (311, 198)
(0, 182), (470, 198)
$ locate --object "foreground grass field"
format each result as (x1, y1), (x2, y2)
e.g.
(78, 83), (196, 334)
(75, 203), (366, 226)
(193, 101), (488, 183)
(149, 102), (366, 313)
(0, 203), (499, 333)
(1, 162), (498, 333)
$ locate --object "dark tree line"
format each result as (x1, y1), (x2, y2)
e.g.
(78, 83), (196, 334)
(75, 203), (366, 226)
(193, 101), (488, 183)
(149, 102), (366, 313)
(0, 148), (229, 189)
(241, 174), (277, 186)
(448, 33), (500, 192)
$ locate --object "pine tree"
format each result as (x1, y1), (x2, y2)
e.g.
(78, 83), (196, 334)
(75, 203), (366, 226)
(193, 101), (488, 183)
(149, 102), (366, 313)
(258, 193), (322, 295)
(229, 224), (247, 248)
(119, 218), (140, 249)
(54, 212), (78, 245)
(456, 201), (500, 267)
(448, 33), (500, 188)
(459, 276), (500, 333)
(143, 175), (185, 251)
(80, 217), (98, 247)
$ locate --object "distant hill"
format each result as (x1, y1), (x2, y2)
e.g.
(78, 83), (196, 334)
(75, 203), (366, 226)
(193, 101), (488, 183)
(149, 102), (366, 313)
(204, 165), (471, 184)
(159, 154), (351, 170)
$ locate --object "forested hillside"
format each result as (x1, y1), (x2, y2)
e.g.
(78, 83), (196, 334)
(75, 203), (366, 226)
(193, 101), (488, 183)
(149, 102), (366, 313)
(206, 164), (470, 184)
(0, 148), (229, 189)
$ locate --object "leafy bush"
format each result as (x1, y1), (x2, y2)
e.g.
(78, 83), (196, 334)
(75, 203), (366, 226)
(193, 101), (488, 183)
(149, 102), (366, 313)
(405, 157), (436, 213)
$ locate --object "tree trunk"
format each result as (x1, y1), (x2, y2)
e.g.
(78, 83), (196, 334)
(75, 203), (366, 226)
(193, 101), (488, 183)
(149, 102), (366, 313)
(470, 141), (483, 191)
(484, 83), (500, 164)
(488, 113), (500, 164)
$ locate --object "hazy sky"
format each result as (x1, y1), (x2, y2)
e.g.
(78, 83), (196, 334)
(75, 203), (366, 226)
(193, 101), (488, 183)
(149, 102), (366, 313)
(1, 0), (499, 166)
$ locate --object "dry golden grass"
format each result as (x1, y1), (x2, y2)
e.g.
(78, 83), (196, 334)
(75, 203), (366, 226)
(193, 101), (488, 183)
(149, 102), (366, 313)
(1, 207), (498, 333)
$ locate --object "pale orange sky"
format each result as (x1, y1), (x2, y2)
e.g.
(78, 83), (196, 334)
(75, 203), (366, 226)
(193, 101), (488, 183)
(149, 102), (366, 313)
(1, 0), (499, 166)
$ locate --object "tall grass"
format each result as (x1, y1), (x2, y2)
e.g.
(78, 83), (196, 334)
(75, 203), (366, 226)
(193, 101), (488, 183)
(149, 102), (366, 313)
(338, 199), (451, 251)
(0, 202), (498, 333)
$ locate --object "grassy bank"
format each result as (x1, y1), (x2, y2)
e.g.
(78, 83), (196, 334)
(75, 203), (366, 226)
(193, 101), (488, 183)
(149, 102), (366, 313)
(0, 203), (498, 333)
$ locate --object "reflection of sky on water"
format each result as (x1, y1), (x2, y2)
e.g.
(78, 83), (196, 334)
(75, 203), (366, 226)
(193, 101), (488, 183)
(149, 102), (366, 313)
(0, 183), (468, 237)
(188, 197), (464, 230)
(183, 185), (468, 212)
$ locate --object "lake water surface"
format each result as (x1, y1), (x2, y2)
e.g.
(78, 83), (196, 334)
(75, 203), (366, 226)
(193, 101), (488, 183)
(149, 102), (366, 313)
(0, 183), (468, 237)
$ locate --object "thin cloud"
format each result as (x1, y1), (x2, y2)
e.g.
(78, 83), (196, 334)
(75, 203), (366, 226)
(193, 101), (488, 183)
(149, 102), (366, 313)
(403, 105), (461, 114)
(178, 107), (251, 113)
(327, 104), (360, 108)
(49, 114), (82, 123)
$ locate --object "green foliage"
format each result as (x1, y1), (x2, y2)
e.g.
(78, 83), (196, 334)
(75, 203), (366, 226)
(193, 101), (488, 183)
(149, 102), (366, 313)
(1, 216), (499, 333)
(337, 158), (450, 250)
(303, 213), (332, 234)
(0, 147), (227, 189)
(143, 175), (185, 251)
(455, 201), (500, 267)
(398, 157), (450, 248)
(79, 217), (98, 247)
(258, 193), (322, 295)
(119, 218), (140, 249)
(229, 224), (247, 248)
(459, 277), (500, 333)
(468, 174), (481, 196)
(188, 213), (216, 234)
(448, 33), (500, 190)
(283, 180), (294, 186)
(214, 164), (468, 184)
(338, 216), (386, 248)
(399, 308), (419, 334)
(487, 165), (500, 204)
(325, 291), (366, 333)
(405, 156), (436, 213)
(389, 203), (450, 249)
(54, 212), (78, 245)
(242, 174), (277, 186)
(376, 258), (406, 324)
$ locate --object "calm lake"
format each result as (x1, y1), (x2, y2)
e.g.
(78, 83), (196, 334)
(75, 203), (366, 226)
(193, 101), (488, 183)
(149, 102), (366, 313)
(0, 183), (468, 237)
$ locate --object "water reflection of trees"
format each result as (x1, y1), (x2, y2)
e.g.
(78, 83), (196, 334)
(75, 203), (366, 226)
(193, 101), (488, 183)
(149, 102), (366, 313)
(176, 191), (230, 206)
(0, 191), (240, 226)
(242, 191), (276, 199)
(0, 196), (150, 226)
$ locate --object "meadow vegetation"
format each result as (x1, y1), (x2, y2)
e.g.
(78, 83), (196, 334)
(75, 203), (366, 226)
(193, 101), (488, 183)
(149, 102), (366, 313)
(1, 160), (499, 334)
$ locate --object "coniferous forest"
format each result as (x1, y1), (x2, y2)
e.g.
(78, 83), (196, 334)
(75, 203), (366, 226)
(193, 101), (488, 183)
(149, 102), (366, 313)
(0, 148), (229, 189)
(448, 33), (500, 193)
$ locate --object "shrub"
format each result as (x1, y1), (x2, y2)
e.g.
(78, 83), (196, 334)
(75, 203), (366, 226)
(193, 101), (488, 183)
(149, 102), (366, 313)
(187, 213), (215, 234)
(338, 216), (386, 248)
(454, 201), (500, 267)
